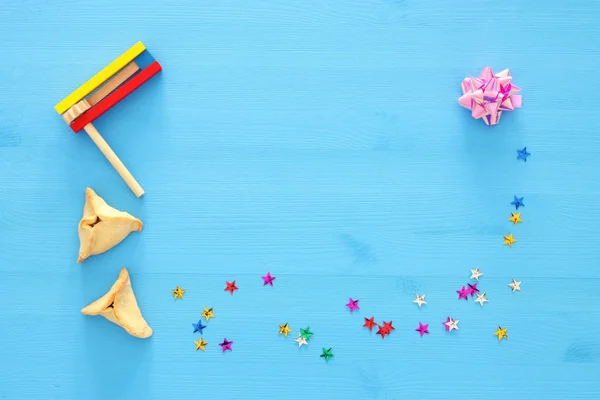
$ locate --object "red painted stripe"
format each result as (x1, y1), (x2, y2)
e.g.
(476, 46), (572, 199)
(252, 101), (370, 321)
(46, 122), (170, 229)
(70, 61), (162, 133)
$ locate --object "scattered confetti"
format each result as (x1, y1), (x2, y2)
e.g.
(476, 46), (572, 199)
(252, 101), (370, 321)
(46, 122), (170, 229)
(345, 298), (360, 312)
(457, 286), (469, 300)
(201, 307), (215, 321)
(508, 278), (522, 292)
(413, 293), (427, 307)
(494, 326), (508, 341)
(511, 195), (525, 210)
(516, 147), (530, 162)
(509, 212), (523, 226)
(503, 233), (517, 247)
(320, 348), (334, 362)
(192, 320), (206, 334)
(262, 272), (276, 286)
(363, 316), (377, 331)
(278, 323), (292, 337)
(219, 338), (233, 352)
(470, 267), (483, 281)
(299, 327), (314, 341)
(475, 292), (489, 306)
(458, 66), (522, 125)
(467, 283), (480, 297)
(295, 335), (308, 347)
(443, 317), (459, 332)
(172, 286), (185, 300)
(224, 280), (238, 295)
(416, 322), (429, 337)
(194, 338), (208, 351)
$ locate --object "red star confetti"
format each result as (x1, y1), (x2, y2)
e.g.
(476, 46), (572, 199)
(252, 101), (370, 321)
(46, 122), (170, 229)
(363, 316), (377, 331)
(224, 280), (238, 295)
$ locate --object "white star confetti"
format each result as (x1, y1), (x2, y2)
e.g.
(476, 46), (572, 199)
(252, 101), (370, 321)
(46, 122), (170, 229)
(444, 317), (459, 332)
(294, 335), (308, 347)
(470, 267), (483, 281)
(413, 293), (427, 308)
(475, 292), (488, 306)
(508, 278), (522, 292)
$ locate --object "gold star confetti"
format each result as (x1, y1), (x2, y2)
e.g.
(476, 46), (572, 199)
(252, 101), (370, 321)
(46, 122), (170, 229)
(470, 267), (483, 281)
(278, 323), (292, 337)
(172, 286), (185, 299)
(413, 293), (427, 307)
(509, 212), (522, 225)
(494, 326), (508, 341)
(503, 233), (517, 247)
(508, 278), (522, 292)
(201, 307), (215, 321)
(194, 337), (208, 351)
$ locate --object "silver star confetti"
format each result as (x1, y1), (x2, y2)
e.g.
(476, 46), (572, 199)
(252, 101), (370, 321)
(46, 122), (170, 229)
(413, 293), (427, 308)
(294, 335), (308, 347)
(444, 317), (459, 332)
(470, 267), (483, 281)
(474, 292), (488, 306)
(508, 278), (522, 292)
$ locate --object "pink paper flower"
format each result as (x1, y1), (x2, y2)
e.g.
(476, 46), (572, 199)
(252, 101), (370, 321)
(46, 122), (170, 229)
(459, 67), (522, 125)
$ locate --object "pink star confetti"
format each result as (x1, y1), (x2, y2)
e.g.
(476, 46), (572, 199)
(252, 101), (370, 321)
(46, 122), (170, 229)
(467, 282), (479, 297)
(457, 286), (469, 300)
(219, 338), (233, 352)
(261, 272), (276, 286)
(458, 67), (522, 125)
(416, 322), (429, 337)
(345, 298), (360, 312)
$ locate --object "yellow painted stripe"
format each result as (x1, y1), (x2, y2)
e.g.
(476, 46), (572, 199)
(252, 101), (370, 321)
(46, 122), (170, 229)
(54, 42), (146, 114)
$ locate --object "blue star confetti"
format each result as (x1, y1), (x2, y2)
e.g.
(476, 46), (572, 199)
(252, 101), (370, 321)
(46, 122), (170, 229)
(511, 195), (525, 210)
(192, 320), (206, 334)
(517, 147), (530, 162)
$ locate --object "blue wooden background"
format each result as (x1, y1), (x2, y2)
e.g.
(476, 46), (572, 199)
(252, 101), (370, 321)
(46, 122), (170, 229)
(1, 0), (600, 399)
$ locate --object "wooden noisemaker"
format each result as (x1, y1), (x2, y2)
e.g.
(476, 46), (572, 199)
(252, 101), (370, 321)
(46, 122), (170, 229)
(54, 42), (162, 197)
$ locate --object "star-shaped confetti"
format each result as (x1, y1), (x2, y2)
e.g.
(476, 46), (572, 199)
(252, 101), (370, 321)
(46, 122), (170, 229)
(475, 292), (489, 306)
(376, 321), (395, 339)
(192, 320), (206, 334)
(172, 286), (185, 299)
(345, 298), (360, 312)
(413, 293), (427, 307)
(467, 283), (479, 297)
(363, 316), (377, 331)
(295, 335), (308, 347)
(443, 317), (459, 332)
(494, 326), (508, 341)
(457, 286), (469, 300)
(299, 327), (314, 341)
(470, 267), (483, 281)
(508, 278), (522, 292)
(201, 307), (215, 321)
(416, 322), (429, 337)
(509, 212), (523, 226)
(194, 337), (208, 351)
(278, 323), (292, 337)
(516, 147), (530, 162)
(262, 272), (276, 286)
(320, 348), (334, 362)
(511, 195), (525, 210)
(503, 233), (517, 247)
(224, 280), (238, 295)
(219, 338), (233, 352)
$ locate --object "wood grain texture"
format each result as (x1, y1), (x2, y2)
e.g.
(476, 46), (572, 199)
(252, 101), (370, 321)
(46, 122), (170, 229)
(1, 0), (600, 399)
